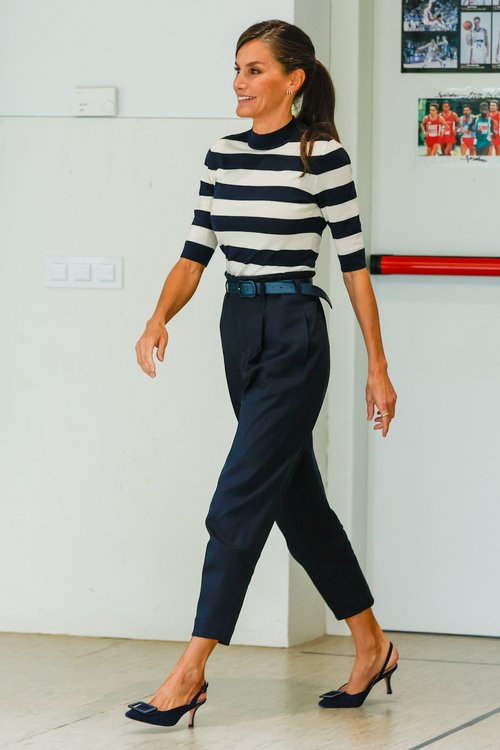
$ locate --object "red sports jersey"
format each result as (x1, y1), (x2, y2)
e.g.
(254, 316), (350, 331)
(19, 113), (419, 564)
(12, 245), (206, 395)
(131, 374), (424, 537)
(441, 110), (459, 136)
(423, 115), (443, 138)
(488, 111), (500, 137)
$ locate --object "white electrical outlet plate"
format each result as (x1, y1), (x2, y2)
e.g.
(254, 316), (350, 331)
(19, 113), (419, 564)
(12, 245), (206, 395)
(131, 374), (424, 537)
(44, 256), (123, 288)
(73, 87), (118, 117)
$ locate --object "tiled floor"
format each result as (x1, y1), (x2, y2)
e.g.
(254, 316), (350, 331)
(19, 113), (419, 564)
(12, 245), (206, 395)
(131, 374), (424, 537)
(1, 630), (499, 749)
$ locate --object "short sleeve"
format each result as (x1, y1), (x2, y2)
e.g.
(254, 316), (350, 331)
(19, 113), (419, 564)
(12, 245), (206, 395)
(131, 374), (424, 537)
(313, 143), (366, 273)
(179, 148), (218, 267)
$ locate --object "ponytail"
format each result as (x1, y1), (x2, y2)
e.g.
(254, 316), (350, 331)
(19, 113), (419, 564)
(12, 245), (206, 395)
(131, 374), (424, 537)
(294, 59), (340, 175)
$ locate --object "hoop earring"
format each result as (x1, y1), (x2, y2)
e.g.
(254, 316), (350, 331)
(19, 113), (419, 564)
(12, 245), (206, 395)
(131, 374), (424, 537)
(287, 88), (293, 96)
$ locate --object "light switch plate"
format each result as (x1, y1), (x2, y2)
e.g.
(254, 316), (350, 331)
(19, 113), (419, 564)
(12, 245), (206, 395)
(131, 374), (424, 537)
(45, 256), (123, 288)
(73, 87), (118, 117)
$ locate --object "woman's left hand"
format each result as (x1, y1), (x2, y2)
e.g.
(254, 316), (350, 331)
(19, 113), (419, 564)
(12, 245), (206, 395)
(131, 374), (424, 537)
(341, 267), (397, 438)
(366, 369), (397, 438)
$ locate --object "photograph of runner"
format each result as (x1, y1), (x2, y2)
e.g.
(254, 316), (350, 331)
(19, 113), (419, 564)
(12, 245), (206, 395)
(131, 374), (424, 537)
(488, 99), (500, 154)
(440, 100), (460, 154)
(420, 102), (446, 154)
(458, 105), (476, 156)
(417, 92), (500, 161)
(474, 101), (495, 154)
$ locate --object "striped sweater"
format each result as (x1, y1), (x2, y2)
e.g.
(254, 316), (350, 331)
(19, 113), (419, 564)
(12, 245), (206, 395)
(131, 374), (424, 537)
(180, 116), (366, 278)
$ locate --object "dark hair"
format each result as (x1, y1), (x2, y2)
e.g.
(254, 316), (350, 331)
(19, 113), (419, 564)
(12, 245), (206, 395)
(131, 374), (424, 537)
(236, 19), (339, 175)
(429, 101), (439, 111)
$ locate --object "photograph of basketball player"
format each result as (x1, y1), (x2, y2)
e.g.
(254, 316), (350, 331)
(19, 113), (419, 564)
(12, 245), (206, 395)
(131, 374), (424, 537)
(488, 99), (500, 154)
(417, 37), (445, 65)
(421, 102), (446, 155)
(425, 0), (458, 30)
(423, 0), (439, 28)
(403, 0), (458, 32)
(403, 30), (458, 67)
(493, 11), (500, 65)
(440, 100), (460, 154)
(458, 105), (476, 156)
(437, 34), (453, 62)
(473, 101), (495, 155)
(461, 14), (491, 66)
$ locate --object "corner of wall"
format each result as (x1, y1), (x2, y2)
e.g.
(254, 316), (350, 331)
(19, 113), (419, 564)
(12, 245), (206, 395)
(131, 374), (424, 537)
(325, 0), (375, 637)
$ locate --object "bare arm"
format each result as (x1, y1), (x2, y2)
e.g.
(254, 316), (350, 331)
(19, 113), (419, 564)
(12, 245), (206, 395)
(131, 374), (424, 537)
(342, 267), (397, 437)
(135, 257), (205, 378)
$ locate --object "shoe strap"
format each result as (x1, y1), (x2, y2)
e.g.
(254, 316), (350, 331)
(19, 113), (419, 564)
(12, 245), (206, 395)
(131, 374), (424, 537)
(190, 681), (209, 706)
(373, 642), (393, 685)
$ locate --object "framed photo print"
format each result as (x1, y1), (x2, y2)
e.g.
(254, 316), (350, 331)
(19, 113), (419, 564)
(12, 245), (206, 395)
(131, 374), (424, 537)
(402, 1), (500, 71)
(417, 88), (500, 165)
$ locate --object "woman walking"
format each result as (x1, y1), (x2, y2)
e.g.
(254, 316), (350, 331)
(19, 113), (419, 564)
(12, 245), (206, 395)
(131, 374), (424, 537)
(128, 19), (398, 728)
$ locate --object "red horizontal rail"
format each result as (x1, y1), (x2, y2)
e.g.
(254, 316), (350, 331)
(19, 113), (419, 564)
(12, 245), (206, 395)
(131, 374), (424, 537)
(370, 255), (500, 277)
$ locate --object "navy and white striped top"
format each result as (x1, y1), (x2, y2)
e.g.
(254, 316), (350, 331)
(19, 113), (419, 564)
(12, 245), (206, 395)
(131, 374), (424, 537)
(180, 116), (366, 278)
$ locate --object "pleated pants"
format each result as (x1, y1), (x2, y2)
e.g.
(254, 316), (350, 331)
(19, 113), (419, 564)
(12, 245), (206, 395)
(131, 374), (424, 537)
(192, 273), (374, 645)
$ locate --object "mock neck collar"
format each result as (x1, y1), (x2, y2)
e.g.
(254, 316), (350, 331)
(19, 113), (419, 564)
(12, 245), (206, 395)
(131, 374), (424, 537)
(247, 117), (299, 150)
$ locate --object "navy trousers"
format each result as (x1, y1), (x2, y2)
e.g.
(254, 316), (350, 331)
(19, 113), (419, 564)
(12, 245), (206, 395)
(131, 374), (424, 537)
(192, 273), (374, 645)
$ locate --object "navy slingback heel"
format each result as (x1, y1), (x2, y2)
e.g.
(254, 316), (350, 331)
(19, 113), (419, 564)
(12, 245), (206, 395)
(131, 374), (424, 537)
(319, 642), (397, 708)
(125, 681), (208, 727)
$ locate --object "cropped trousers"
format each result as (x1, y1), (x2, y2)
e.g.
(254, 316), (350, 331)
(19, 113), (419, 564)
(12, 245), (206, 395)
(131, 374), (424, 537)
(192, 272), (374, 645)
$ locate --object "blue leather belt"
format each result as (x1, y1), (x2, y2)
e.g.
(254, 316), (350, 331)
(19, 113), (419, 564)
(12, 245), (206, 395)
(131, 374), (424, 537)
(225, 277), (332, 308)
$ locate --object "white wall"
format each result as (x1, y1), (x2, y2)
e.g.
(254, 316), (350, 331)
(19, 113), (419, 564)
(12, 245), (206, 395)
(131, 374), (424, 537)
(0, 0), (294, 117)
(366, 0), (500, 637)
(371, 6), (499, 253)
(0, 0), (335, 646)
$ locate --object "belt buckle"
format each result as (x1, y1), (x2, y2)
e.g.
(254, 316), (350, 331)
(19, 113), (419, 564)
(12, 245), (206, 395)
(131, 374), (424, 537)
(237, 279), (256, 297)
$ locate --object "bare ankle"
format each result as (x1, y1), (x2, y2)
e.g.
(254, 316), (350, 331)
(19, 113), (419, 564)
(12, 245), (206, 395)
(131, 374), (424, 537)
(355, 632), (388, 656)
(172, 662), (205, 681)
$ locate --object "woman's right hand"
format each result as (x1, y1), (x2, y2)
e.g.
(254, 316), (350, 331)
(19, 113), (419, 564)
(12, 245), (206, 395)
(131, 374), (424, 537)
(135, 318), (168, 378)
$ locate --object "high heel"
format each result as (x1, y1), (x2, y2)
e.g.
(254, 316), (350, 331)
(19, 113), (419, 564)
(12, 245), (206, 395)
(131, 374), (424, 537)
(125, 681), (208, 727)
(384, 665), (396, 695)
(188, 702), (203, 728)
(319, 642), (398, 709)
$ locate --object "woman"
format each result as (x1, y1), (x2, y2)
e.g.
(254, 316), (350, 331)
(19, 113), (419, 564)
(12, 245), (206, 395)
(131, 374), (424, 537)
(127, 19), (398, 728)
